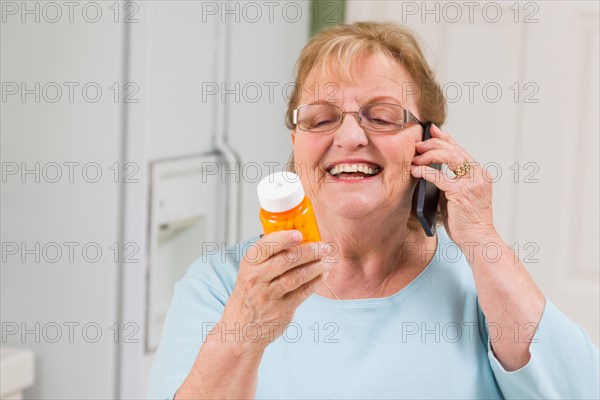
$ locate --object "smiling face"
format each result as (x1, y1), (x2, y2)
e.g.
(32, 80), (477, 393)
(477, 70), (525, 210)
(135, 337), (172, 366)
(291, 53), (423, 221)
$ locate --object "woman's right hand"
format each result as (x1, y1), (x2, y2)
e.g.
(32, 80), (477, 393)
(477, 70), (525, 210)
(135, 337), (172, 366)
(215, 229), (333, 355)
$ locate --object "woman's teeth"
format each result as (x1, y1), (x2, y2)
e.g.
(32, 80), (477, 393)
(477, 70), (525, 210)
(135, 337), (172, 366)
(328, 163), (380, 179)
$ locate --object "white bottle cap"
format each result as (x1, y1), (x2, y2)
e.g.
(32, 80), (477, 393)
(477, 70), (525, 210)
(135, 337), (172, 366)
(257, 171), (305, 213)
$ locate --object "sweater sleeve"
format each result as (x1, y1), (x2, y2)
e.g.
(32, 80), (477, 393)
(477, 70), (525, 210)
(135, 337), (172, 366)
(146, 256), (232, 400)
(482, 298), (600, 399)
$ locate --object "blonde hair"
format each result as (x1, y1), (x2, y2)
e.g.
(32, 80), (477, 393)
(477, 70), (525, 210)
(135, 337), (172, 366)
(285, 21), (446, 230)
(285, 21), (446, 128)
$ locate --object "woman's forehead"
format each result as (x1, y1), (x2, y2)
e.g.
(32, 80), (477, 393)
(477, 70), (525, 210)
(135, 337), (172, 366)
(299, 55), (416, 105)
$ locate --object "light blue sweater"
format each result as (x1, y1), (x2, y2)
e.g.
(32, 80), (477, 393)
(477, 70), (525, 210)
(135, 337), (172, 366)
(148, 226), (599, 399)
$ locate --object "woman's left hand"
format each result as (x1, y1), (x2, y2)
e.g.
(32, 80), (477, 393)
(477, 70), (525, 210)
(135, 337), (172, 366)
(410, 124), (496, 245)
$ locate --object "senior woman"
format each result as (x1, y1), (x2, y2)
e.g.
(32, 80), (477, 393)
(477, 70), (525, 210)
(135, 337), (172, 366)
(148, 22), (599, 399)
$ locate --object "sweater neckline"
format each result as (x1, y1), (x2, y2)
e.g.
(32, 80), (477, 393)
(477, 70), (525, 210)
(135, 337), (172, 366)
(308, 232), (441, 308)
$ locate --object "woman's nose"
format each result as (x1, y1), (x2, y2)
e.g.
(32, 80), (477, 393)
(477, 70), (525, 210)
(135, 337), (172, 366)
(333, 113), (369, 149)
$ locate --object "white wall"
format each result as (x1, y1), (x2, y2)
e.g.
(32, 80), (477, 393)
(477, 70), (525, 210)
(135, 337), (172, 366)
(347, 0), (600, 344)
(1, 3), (124, 397)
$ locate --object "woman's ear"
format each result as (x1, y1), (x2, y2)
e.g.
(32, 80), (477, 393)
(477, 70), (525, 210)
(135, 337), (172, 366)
(290, 129), (295, 144)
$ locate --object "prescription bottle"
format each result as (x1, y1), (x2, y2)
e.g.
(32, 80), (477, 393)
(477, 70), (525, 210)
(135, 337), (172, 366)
(257, 171), (321, 243)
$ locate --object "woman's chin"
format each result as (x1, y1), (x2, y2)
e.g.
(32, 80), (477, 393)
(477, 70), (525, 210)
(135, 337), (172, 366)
(325, 197), (381, 220)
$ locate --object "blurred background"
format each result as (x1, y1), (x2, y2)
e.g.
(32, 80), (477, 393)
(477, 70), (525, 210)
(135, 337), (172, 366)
(1, 0), (598, 398)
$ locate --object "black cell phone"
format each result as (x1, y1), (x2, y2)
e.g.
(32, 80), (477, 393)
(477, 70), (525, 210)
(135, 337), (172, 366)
(415, 122), (441, 237)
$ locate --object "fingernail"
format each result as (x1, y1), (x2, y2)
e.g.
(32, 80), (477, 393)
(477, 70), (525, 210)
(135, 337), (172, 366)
(291, 231), (303, 242)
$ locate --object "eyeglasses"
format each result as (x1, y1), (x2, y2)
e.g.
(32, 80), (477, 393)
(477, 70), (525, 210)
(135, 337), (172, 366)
(292, 102), (422, 134)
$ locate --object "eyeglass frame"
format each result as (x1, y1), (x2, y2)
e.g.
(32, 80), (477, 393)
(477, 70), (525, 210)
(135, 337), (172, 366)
(291, 102), (424, 133)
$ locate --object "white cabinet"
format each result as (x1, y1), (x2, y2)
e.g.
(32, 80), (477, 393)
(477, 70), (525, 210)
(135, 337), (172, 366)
(0, 348), (34, 400)
(146, 154), (223, 351)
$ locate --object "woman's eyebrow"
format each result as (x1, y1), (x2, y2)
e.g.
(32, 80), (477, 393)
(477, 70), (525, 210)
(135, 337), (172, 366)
(365, 95), (403, 104)
(303, 99), (341, 106)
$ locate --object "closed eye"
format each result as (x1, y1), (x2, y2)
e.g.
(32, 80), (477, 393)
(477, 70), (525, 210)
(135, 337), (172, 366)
(367, 116), (395, 125)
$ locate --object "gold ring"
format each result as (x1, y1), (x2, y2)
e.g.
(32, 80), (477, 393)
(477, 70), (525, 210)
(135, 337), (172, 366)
(452, 160), (472, 179)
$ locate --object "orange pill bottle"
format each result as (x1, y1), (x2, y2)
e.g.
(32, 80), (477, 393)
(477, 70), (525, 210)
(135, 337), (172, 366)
(257, 171), (321, 243)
